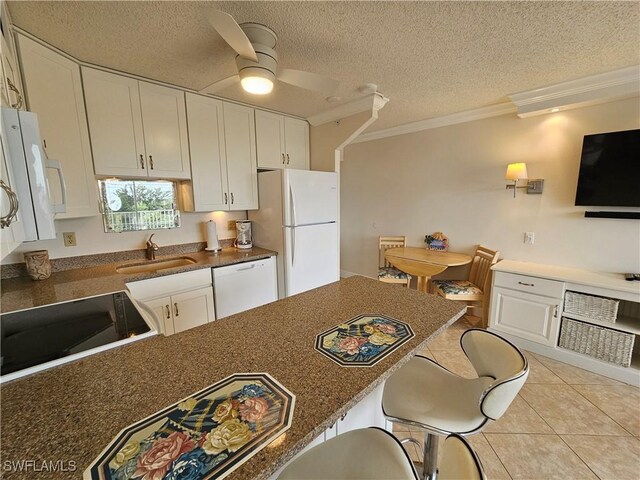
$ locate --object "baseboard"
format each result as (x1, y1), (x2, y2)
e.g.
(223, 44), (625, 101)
(340, 270), (374, 279)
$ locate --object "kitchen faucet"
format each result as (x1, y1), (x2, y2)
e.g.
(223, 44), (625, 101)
(146, 234), (159, 260)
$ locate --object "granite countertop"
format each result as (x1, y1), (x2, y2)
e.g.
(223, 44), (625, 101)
(0, 247), (275, 314)
(0, 276), (465, 480)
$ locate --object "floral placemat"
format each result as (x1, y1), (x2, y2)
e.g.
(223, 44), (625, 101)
(315, 314), (414, 367)
(84, 373), (295, 480)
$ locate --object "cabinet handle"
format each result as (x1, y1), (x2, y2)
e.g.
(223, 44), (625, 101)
(553, 305), (559, 318)
(149, 155), (154, 170)
(286, 154), (290, 165)
(224, 193), (228, 205)
(174, 302), (179, 317)
(340, 412), (347, 421)
(0, 179), (19, 229)
(282, 153), (286, 164)
(165, 305), (171, 319)
(140, 154), (145, 169)
(518, 281), (535, 287)
(231, 192), (234, 204)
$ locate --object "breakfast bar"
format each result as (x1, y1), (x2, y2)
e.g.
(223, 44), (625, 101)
(0, 276), (465, 480)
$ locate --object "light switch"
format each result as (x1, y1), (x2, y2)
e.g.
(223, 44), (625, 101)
(524, 232), (535, 245)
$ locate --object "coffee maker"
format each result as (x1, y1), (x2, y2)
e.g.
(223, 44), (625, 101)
(235, 220), (252, 249)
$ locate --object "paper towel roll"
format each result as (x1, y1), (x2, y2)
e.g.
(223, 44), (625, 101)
(205, 220), (221, 251)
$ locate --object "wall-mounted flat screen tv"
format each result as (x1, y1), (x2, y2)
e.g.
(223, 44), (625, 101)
(575, 129), (640, 207)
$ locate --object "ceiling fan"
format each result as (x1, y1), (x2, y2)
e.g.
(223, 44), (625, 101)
(200, 10), (339, 96)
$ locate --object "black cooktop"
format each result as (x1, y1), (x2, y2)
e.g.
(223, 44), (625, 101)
(0, 291), (151, 376)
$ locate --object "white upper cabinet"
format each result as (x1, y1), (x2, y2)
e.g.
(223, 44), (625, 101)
(16, 34), (99, 218)
(182, 94), (258, 212)
(83, 67), (190, 179)
(223, 102), (258, 210)
(138, 82), (190, 179)
(183, 93), (228, 211)
(83, 68), (146, 177)
(255, 111), (309, 170)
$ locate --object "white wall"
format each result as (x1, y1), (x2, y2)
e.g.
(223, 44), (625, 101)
(341, 98), (640, 278)
(3, 210), (246, 263)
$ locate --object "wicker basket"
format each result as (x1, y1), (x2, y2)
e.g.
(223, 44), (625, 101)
(564, 291), (619, 324)
(558, 317), (634, 367)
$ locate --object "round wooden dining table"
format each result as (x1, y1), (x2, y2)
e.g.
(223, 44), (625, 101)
(384, 247), (472, 293)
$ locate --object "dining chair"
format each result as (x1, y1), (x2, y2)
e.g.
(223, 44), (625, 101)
(382, 329), (528, 480)
(378, 236), (411, 287)
(430, 245), (499, 327)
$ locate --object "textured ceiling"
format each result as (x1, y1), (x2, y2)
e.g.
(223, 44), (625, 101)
(7, 1), (640, 132)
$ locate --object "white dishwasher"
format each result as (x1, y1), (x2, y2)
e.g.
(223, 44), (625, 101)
(213, 257), (278, 319)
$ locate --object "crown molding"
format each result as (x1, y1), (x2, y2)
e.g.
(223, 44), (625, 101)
(307, 93), (389, 126)
(509, 65), (640, 118)
(352, 102), (516, 144)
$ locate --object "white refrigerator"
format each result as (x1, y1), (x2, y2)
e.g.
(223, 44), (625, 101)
(249, 170), (338, 298)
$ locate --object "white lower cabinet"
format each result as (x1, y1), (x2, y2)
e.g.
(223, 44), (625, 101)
(491, 287), (561, 346)
(126, 269), (215, 336)
(490, 271), (563, 347)
(269, 382), (388, 479)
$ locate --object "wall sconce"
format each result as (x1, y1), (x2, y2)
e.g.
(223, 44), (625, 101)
(505, 163), (544, 197)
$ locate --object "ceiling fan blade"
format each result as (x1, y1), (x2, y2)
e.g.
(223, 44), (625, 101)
(203, 9), (258, 62)
(277, 69), (339, 94)
(199, 75), (240, 94)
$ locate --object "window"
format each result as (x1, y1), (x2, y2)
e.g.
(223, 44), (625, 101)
(98, 179), (180, 233)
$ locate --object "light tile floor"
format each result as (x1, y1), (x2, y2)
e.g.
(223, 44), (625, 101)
(392, 316), (640, 480)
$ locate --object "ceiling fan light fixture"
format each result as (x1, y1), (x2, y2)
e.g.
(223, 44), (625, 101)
(241, 75), (274, 95)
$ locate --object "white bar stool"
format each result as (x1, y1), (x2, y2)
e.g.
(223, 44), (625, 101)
(382, 329), (529, 480)
(278, 427), (418, 479)
(278, 428), (485, 480)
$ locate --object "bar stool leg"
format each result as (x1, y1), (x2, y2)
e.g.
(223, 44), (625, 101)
(423, 432), (439, 480)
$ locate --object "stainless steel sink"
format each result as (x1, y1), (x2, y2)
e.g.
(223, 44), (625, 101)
(115, 256), (197, 274)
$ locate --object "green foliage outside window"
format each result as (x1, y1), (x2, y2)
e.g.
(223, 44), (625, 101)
(98, 179), (181, 233)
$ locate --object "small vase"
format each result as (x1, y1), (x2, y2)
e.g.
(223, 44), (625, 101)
(24, 250), (51, 280)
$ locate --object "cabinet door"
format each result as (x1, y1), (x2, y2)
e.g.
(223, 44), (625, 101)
(142, 296), (174, 336)
(491, 287), (561, 346)
(184, 93), (228, 211)
(83, 67), (147, 177)
(223, 103), (258, 210)
(17, 35), (98, 219)
(171, 286), (215, 334)
(139, 82), (190, 179)
(336, 383), (386, 434)
(255, 110), (285, 169)
(284, 117), (309, 170)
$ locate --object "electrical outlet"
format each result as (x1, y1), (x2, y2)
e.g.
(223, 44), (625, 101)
(524, 232), (535, 245)
(63, 232), (76, 247)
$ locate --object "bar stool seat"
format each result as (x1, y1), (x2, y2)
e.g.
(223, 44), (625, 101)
(279, 427), (418, 480)
(383, 355), (494, 434)
(382, 329), (529, 480)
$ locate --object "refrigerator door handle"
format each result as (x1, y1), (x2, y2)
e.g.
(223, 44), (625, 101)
(291, 226), (296, 267)
(289, 184), (297, 227)
(45, 159), (67, 214)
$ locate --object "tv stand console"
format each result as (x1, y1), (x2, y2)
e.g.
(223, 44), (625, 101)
(584, 211), (640, 220)
(489, 260), (640, 386)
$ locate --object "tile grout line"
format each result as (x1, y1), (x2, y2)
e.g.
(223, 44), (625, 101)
(565, 383), (635, 437)
(556, 434), (603, 480)
(517, 390), (557, 434)
(480, 432), (514, 480)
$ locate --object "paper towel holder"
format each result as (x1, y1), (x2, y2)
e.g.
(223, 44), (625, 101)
(205, 220), (222, 253)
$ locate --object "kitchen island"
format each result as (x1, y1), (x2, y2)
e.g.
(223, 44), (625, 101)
(0, 276), (465, 479)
